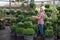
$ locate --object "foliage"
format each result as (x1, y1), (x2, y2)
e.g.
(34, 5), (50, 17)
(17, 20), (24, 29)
(45, 29), (53, 37)
(16, 28), (24, 34)
(45, 4), (50, 8)
(29, 2), (36, 10)
(10, 17), (17, 23)
(23, 28), (35, 35)
(10, 9), (15, 15)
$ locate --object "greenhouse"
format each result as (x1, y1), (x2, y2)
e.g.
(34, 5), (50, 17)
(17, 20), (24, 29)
(0, 0), (60, 40)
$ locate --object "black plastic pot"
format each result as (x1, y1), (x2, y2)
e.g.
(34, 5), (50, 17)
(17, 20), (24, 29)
(24, 35), (34, 40)
(0, 24), (5, 30)
(10, 31), (17, 36)
(16, 33), (24, 40)
(45, 36), (54, 40)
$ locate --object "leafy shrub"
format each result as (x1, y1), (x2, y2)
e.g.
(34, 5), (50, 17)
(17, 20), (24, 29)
(56, 6), (60, 11)
(10, 9), (15, 15)
(24, 17), (32, 21)
(45, 4), (50, 8)
(24, 21), (33, 28)
(10, 17), (17, 23)
(17, 22), (24, 28)
(46, 12), (51, 17)
(45, 29), (53, 37)
(27, 11), (36, 16)
(10, 25), (17, 32)
(32, 24), (38, 30)
(23, 28), (35, 35)
(57, 26), (60, 32)
(57, 20), (60, 25)
(29, 2), (36, 10)
(45, 8), (52, 13)
(57, 14), (60, 19)
(16, 28), (24, 34)
(31, 18), (37, 24)
(16, 10), (22, 15)
(17, 15), (24, 22)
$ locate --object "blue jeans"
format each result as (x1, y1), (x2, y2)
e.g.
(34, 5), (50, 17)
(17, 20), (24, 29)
(39, 24), (44, 35)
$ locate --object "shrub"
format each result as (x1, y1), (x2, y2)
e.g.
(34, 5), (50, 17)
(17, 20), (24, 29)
(17, 22), (24, 28)
(24, 17), (32, 21)
(24, 21), (33, 28)
(16, 28), (24, 34)
(45, 8), (52, 13)
(27, 11), (36, 16)
(46, 12), (51, 17)
(16, 10), (22, 15)
(17, 15), (24, 22)
(23, 28), (35, 35)
(45, 4), (50, 8)
(45, 29), (53, 37)
(10, 9), (15, 15)
(57, 14), (60, 19)
(29, 2), (36, 10)
(32, 24), (38, 30)
(57, 26), (60, 32)
(56, 6), (60, 11)
(10, 25), (17, 32)
(10, 17), (17, 23)
(31, 18), (37, 24)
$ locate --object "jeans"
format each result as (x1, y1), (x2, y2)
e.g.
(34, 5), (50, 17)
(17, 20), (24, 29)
(39, 24), (44, 35)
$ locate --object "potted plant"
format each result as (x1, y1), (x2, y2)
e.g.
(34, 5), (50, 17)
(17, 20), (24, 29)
(0, 19), (5, 30)
(57, 26), (60, 39)
(16, 28), (24, 36)
(45, 4), (50, 8)
(10, 17), (17, 25)
(23, 21), (33, 28)
(10, 24), (17, 36)
(17, 15), (24, 22)
(23, 28), (35, 40)
(45, 29), (54, 40)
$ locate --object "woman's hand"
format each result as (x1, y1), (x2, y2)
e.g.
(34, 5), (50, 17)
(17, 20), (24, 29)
(32, 16), (36, 18)
(32, 16), (41, 19)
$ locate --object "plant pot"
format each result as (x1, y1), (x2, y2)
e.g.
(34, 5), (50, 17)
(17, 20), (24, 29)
(16, 33), (24, 37)
(45, 35), (54, 40)
(24, 35), (34, 40)
(16, 33), (24, 40)
(11, 31), (16, 36)
(0, 25), (5, 30)
(57, 32), (60, 39)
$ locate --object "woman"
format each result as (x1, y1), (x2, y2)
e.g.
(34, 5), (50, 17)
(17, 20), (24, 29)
(32, 7), (45, 40)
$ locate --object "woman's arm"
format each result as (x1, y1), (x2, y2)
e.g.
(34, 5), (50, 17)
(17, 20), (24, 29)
(32, 16), (41, 19)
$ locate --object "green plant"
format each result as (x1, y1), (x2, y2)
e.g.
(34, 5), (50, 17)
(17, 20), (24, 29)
(24, 21), (33, 28)
(56, 5), (60, 11)
(45, 4), (50, 8)
(10, 25), (17, 32)
(27, 11), (36, 16)
(17, 15), (24, 22)
(10, 17), (17, 23)
(29, 2), (36, 10)
(17, 22), (24, 27)
(23, 28), (35, 35)
(46, 12), (51, 17)
(24, 17), (32, 21)
(32, 24), (38, 30)
(57, 26), (60, 32)
(16, 10), (22, 15)
(45, 8), (53, 13)
(45, 29), (53, 37)
(10, 9), (15, 15)
(16, 28), (24, 34)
